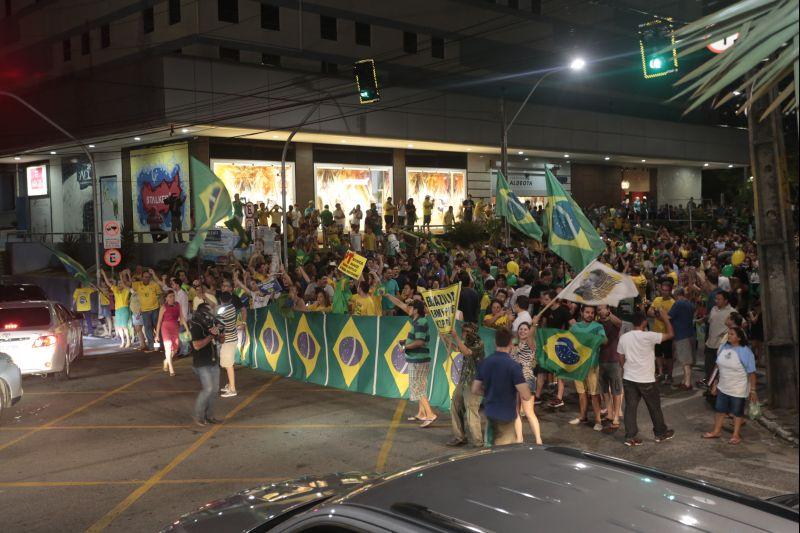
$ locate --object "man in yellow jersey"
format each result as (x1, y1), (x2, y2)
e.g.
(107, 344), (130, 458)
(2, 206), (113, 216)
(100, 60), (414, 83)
(132, 269), (162, 351)
(72, 283), (96, 335)
(648, 281), (676, 384)
(422, 195), (434, 233)
(383, 197), (395, 229)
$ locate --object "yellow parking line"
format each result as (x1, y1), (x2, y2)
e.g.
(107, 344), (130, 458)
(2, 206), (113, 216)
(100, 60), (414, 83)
(0, 369), (160, 454)
(86, 375), (281, 533)
(375, 400), (407, 472)
(0, 478), (283, 489)
(228, 422), (390, 429)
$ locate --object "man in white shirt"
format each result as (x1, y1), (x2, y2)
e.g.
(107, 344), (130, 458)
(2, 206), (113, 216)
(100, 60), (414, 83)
(704, 291), (734, 382)
(511, 295), (532, 334)
(617, 310), (675, 447)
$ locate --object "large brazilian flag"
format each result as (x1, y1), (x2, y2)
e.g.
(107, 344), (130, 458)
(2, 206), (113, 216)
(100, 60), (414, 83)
(543, 168), (605, 273)
(535, 327), (606, 381)
(495, 171), (543, 241)
(185, 157), (232, 259)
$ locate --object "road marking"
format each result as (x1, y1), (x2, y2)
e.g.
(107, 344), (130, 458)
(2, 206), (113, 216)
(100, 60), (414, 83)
(85, 375), (281, 533)
(662, 390), (704, 407)
(375, 400), (407, 472)
(0, 369), (160, 453)
(0, 421), (441, 431)
(683, 467), (786, 494)
(0, 478), (283, 489)
(739, 458), (800, 475)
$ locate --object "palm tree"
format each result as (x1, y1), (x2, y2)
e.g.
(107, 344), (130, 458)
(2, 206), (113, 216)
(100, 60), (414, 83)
(671, 0), (798, 124)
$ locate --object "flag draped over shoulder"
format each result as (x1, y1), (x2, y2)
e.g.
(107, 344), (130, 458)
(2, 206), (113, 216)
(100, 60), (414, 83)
(185, 157), (233, 259)
(557, 260), (639, 306)
(535, 327), (605, 381)
(495, 171), (543, 241)
(45, 245), (90, 283)
(544, 168), (605, 273)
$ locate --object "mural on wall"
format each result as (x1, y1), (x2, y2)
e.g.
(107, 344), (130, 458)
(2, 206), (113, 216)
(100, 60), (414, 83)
(99, 176), (120, 224)
(406, 168), (466, 226)
(211, 160), (295, 209)
(130, 143), (191, 232)
(314, 165), (392, 219)
(61, 158), (94, 233)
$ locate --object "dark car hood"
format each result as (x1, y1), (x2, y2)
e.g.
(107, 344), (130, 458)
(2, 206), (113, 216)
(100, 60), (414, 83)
(160, 472), (376, 533)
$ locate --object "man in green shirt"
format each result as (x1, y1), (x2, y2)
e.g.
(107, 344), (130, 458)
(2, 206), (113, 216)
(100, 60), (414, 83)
(568, 305), (607, 431)
(232, 193), (243, 222)
(378, 267), (399, 316)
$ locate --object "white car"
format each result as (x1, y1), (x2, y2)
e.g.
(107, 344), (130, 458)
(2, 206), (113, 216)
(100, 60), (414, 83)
(0, 300), (83, 378)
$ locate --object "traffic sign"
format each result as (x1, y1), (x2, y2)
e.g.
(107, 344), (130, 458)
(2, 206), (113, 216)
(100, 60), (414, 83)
(103, 248), (122, 267)
(103, 220), (121, 249)
(244, 202), (256, 219)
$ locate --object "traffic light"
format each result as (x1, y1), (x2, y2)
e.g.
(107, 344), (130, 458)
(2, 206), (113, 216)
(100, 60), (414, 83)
(638, 17), (678, 79)
(353, 59), (380, 104)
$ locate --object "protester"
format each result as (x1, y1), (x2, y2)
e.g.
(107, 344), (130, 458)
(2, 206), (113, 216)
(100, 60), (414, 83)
(511, 322), (543, 444)
(444, 324), (485, 447)
(156, 290), (188, 376)
(568, 305), (607, 431)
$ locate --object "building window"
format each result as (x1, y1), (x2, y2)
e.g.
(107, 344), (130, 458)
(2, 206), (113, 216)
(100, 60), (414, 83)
(218, 0), (238, 23)
(143, 7), (154, 34)
(62, 39), (71, 62)
(100, 24), (110, 48)
(320, 15), (337, 40)
(261, 4), (279, 30)
(169, 0), (181, 25)
(508, 0), (519, 8)
(219, 47), (239, 61)
(355, 22), (371, 46)
(403, 31), (417, 54)
(321, 61), (338, 74)
(81, 32), (90, 55)
(261, 53), (280, 67)
(431, 37), (444, 59)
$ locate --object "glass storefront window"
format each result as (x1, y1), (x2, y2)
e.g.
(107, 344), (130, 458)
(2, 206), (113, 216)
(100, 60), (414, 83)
(211, 160), (295, 209)
(406, 168), (466, 226)
(314, 165), (392, 229)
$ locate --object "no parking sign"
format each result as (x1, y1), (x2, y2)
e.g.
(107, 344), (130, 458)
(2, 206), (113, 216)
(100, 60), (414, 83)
(104, 248), (122, 267)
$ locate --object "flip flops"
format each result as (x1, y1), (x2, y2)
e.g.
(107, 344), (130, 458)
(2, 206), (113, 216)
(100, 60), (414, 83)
(420, 415), (438, 428)
(702, 432), (721, 439)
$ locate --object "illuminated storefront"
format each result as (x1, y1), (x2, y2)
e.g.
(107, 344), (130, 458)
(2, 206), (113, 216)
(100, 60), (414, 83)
(406, 168), (466, 226)
(314, 164), (392, 224)
(211, 159), (295, 209)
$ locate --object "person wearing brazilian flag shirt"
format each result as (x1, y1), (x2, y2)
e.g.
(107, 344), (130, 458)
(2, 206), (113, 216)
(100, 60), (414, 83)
(568, 306), (607, 431)
(385, 295), (437, 428)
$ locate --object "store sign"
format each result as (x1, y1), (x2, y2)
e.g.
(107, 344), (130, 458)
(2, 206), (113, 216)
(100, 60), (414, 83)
(491, 170), (571, 198)
(26, 165), (48, 196)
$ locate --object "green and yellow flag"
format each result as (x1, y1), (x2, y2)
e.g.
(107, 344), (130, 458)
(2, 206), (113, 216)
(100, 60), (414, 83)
(535, 327), (605, 381)
(185, 157), (233, 259)
(544, 168), (605, 273)
(495, 171), (543, 241)
(45, 244), (91, 283)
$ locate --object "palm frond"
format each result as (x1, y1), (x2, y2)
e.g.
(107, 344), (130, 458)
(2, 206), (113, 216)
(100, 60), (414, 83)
(672, 0), (799, 120)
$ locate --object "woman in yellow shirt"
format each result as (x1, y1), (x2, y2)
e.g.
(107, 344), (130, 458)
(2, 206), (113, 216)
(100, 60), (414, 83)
(383, 198), (396, 228)
(306, 289), (332, 313)
(483, 300), (510, 329)
(101, 270), (132, 348)
(350, 280), (378, 316)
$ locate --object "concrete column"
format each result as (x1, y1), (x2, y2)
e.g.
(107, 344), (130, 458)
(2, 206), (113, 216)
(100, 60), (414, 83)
(121, 149), (133, 233)
(295, 142), (314, 207)
(393, 148), (406, 201)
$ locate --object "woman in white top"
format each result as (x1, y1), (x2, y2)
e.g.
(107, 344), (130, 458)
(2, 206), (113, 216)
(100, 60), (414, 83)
(702, 326), (758, 445)
(511, 323), (543, 445)
(349, 205), (362, 234)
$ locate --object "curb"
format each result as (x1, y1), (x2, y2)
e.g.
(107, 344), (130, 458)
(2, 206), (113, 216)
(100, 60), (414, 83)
(756, 412), (799, 447)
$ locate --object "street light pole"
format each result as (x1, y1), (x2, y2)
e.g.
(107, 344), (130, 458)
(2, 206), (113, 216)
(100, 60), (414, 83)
(1, 91), (101, 287)
(280, 100), (323, 268)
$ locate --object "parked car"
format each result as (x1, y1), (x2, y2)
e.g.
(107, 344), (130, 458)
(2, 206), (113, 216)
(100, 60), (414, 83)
(0, 351), (23, 422)
(162, 445), (799, 533)
(0, 283), (48, 302)
(0, 300), (82, 378)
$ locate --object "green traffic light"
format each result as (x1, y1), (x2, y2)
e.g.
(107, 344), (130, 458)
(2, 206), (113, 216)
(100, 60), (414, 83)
(649, 57), (663, 70)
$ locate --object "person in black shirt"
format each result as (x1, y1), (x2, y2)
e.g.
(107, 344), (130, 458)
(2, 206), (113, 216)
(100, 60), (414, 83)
(457, 271), (480, 324)
(190, 304), (222, 427)
(216, 279), (246, 398)
(462, 195), (475, 222)
(164, 193), (185, 243)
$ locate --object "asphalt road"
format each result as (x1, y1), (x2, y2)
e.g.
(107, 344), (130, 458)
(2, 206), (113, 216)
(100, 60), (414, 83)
(1, 349), (797, 532)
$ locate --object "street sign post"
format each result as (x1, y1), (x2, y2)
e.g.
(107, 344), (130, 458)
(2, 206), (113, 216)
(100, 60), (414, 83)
(103, 220), (121, 249)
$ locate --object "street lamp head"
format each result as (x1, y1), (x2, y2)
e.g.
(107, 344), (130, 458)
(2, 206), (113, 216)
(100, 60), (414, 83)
(569, 58), (586, 71)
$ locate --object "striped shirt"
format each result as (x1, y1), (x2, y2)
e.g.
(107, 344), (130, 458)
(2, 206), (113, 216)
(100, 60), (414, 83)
(512, 341), (535, 382)
(404, 317), (430, 362)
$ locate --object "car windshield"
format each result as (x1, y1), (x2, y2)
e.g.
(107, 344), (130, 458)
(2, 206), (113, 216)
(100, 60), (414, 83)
(0, 307), (52, 329)
(0, 285), (48, 302)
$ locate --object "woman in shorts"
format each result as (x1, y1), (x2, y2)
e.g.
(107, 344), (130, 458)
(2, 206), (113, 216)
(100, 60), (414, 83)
(101, 270), (132, 347)
(511, 323), (542, 444)
(702, 327), (758, 445)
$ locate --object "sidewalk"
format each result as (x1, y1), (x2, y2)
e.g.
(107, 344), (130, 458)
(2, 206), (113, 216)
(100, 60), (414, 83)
(754, 369), (799, 446)
(82, 335), (139, 357)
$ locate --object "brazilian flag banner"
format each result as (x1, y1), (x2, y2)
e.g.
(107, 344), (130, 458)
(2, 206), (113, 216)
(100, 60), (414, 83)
(543, 167), (605, 273)
(45, 244), (91, 283)
(535, 327), (605, 381)
(495, 171), (543, 241)
(185, 157), (233, 259)
(239, 304), (453, 410)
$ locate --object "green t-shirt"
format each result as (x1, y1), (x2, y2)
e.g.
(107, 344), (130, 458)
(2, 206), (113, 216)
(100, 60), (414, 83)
(233, 200), (243, 217)
(379, 279), (399, 309)
(320, 209), (334, 226)
(405, 317), (430, 361)
(569, 321), (606, 357)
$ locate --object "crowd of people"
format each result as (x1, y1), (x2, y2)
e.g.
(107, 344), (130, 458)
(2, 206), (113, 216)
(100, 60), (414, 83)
(72, 194), (769, 444)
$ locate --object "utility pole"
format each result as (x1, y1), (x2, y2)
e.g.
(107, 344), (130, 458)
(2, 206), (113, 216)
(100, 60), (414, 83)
(749, 85), (799, 409)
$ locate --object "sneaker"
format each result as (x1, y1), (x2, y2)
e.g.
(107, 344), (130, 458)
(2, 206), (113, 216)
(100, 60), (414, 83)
(220, 390), (238, 398)
(655, 429), (675, 443)
(220, 384), (230, 393)
(569, 417), (587, 425)
(624, 438), (643, 447)
(593, 423), (603, 431)
(533, 396), (543, 405)
(445, 438), (466, 447)
(548, 398), (565, 408)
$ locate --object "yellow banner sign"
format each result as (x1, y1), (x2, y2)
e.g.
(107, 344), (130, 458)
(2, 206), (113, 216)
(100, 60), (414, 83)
(338, 250), (368, 280)
(421, 283), (461, 334)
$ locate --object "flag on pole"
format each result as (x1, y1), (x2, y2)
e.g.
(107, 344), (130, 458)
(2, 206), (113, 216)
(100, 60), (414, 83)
(535, 327), (605, 381)
(556, 260), (639, 306)
(495, 171), (543, 241)
(185, 157), (233, 259)
(45, 245), (90, 284)
(544, 168), (605, 272)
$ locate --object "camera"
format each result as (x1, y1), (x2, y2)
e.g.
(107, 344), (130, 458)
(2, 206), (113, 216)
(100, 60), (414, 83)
(191, 307), (225, 336)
